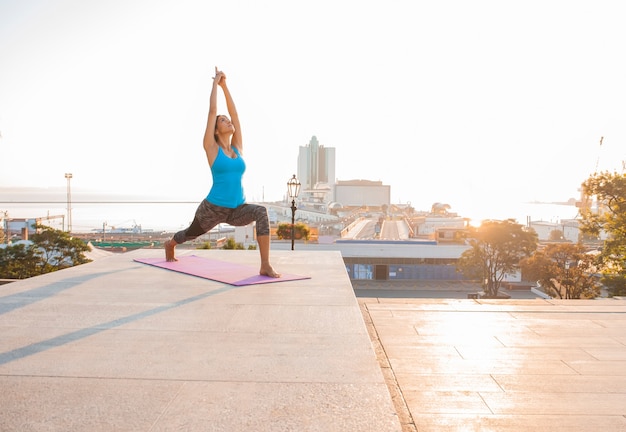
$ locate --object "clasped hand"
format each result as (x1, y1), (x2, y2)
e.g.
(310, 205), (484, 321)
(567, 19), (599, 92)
(213, 66), (226, 87)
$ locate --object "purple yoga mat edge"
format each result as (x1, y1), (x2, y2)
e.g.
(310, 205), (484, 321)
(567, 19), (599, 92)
(134, 255), (310, 286)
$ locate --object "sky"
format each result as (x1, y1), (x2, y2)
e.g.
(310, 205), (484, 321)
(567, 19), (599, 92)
(1, 0), (625, 218)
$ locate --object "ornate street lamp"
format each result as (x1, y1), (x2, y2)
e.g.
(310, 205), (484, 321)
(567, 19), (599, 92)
(287, 174), (301, 250)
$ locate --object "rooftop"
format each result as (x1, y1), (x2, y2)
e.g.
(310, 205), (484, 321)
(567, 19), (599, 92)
(1, 249), (625, 431)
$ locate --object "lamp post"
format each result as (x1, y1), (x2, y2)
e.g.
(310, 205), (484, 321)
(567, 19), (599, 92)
(64, 173), (73, 233)
(287, 174), (301, 251)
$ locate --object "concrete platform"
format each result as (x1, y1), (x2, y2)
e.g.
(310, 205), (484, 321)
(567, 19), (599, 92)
(4, 248), (626, 432)
(358, 295), (626, 432)
(0, 250), (401, 431)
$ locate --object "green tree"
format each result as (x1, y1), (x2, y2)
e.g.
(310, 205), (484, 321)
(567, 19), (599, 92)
(222, 237), (244, 250)
(549, 229), (564, 241)
(0, 211), (7, 243)
(276, 223), (310, 240)
(457, 219), (538, 297)
(580, 171), (626, 296)
(31, 225), (91, 272)
(521, 243), (600, 299)
(197, 241), (212, 249)
(0, 243), (41, 278)
(0, 225), (91, 279)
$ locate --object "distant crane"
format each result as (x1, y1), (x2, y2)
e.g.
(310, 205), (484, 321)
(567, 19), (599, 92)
(594, 136), (626, 173)
(594, 136), (603, 173)
(578, 136), (605, 215)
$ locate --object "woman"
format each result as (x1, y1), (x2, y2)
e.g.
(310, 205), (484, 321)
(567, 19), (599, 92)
(164, 67), (280, 278)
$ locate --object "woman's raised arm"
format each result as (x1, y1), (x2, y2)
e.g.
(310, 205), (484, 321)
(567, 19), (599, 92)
(218, 72), (242, 153)
(203, 68), (223, 164)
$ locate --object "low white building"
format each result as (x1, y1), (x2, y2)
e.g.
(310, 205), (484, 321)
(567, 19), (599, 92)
(412, 216), (469, 237)
(234, 224), (257, 248)
(334, 180), (390, 208)
(262, 203), (339, 225)
(529, 219), (580, 242)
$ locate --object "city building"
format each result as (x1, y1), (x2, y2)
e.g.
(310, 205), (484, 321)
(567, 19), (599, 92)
(297, 136), (336, 208)
(295, 136), (392, 211)
(2, 216), (64, 241)
(334, 179), (391, 208)
(529, 219), (580, 242)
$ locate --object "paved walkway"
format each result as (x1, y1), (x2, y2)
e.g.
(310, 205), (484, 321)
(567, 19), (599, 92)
(0, 250), (400, 432)
(341, 218), (371, 239)
(358, 295), (626, 432)
(2, 250), (626, 431)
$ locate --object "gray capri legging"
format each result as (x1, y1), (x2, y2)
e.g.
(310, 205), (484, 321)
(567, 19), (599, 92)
(173, 200), (270, 244)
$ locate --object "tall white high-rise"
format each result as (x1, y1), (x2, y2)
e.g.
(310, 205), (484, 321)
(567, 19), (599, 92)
(297, 136), (335, 191)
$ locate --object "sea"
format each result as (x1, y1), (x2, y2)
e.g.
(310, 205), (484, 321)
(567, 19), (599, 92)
(1, 198), (201, 233)
(0, 188), (581, 233)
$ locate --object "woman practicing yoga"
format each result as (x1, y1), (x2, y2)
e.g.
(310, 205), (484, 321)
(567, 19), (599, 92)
(164, 67), (280, 278)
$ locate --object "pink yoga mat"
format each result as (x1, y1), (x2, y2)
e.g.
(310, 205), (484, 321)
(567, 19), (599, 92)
(134, 255), (310, 286)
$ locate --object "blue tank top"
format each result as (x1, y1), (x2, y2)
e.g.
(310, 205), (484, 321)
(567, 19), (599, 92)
(206, 147), (246, 208)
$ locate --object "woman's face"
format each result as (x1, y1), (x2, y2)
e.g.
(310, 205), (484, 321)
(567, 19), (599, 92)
(215, 115), (235, 134)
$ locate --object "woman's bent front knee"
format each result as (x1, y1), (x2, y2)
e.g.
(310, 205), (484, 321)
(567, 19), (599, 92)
(253, 206), (270, 236)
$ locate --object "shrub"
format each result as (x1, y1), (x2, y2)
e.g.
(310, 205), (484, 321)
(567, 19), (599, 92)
(276, 223), (310, 240)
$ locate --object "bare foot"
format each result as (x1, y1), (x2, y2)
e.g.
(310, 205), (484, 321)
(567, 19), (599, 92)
(260, 263), (281, 278)
(164, 239), (178, 262)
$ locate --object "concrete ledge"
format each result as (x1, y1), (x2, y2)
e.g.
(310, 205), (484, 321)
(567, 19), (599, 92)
(0, 249), (401, 431)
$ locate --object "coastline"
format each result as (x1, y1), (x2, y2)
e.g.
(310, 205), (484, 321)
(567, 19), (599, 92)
(1, 187), (581, 234)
